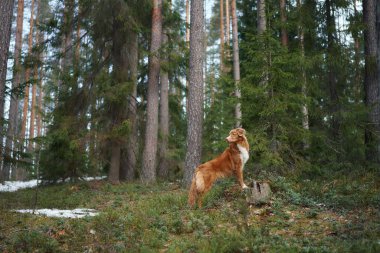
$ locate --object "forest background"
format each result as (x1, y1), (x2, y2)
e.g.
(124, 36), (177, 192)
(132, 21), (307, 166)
(0, 0), (379, 251)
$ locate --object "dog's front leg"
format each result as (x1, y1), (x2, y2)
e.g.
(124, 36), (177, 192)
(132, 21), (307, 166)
(236, 166), (249, 189)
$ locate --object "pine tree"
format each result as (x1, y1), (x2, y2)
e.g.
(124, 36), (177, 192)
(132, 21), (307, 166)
(3, 0), (25, 181)
(0, 0), (15, 167)
(183, 0), (204, 187)
(231, 0), (242, 127)
(363, 0), (380, 163)
(141, 0), (163, 183)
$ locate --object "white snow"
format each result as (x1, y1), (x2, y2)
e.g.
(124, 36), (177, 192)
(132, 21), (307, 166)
(14, 208), (99, 218)
(0, 179), (39, 192)
(0, 176), (106, 192)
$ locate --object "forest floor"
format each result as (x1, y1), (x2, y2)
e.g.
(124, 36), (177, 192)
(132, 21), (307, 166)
(0, 174), (379, 252)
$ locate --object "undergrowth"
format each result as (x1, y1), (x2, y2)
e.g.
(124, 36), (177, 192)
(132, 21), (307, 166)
(0, 175), (379, 252)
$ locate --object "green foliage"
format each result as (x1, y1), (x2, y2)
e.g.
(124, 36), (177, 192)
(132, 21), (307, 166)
(39, 128), (89, 182)
(1, 180), (379, 252)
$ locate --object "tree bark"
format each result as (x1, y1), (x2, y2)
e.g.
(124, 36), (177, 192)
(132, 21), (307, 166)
(297, 0), (309, 149)
(158, 31), (170, 179)
(0, 0), (15, 166)
(326, 0), (340, 144)
(20, 0), (36, 148)
(231, 0), (241, 127)
(363, 0), (380, 163)
(257, 0), (266, 35)
(141, 0), (163, 183)
(225, 0), (230, 47)
(183, 0), (204, 187)
(280, 0), (288, 47)
(186, 0), (190, 43)
(29, 0), (42, 151)
(124, 33), (139, 181)
(108, 0), (130, 184)
(3, 0), (25, 181)
(220, 0), (225, 71)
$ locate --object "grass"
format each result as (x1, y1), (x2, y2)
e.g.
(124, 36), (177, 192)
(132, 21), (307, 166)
(0, 177), (379, 252)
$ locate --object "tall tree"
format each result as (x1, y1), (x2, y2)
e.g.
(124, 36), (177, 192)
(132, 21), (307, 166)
(231, 0), (241, 127)
(0, 0), (15, 164)
(123, 32), (139, 181)
(297, 0), (309, 149)
(183, 0), (204, 187)
(220, 0), (225, 71)
(363, 0), (380, 163)
(225, 0), (230, 46)
(158, 10), (170, 178)
(186, 0), (190, 43)
(3, 0), (25, 181)
(280, 0), (288, 47)
(141, 0), (163, 183)
(326, 0), (340, 145)
(257, 0), (266, 34)
(20, 0), (37, 149)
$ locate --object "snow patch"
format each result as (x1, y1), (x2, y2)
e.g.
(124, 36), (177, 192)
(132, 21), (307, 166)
(0, 180), (39, 192)
(0, 176), (106, 192)
(14, 208), (99, 218)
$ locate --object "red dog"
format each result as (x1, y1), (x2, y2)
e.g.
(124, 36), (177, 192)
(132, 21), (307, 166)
(188, 128), (250, 208)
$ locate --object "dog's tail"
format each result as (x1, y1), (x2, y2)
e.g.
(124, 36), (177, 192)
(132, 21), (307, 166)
(188, 175), (198, 207)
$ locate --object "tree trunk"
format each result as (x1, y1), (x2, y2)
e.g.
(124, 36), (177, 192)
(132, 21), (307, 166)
(21, 0), (37, 151)
(353, 0), (361, 102)
(225, 0), (230, 47)
(3, 0), (25, 181)
(297, 0), (309, 149)
(183, 0), (204, 187)
(363, 0), (380, 163)
(257, 0), (266, 35)
(158, 31), (170, 179)
(0, 0), (15, 166)
(108, 1), (130, 184)
(124, 33), (139, 181)
(186, 0), (190, 43)
(141, 0), (163, 183)
(29, 14), (41, 151)
(326, 0), (340, 145)
(231, 0), (241, 127)
(280, 0), (288, 47)
(220, 0), (225, 71)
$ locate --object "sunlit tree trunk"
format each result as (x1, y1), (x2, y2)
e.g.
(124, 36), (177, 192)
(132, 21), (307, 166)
(231, 0), (241, 127)
(225, 0), (230, 48)
(220, 0), (225, 71)
(257, 0), (266, 35)
(20, 0), (37, 152)
(28, 0), (42, 152)
(0, 0), (15, 166)
(158, 30), (170, 179)
(4, 0), (25, 181)
(183, 0), (204, 187)
(363, 0), (380, 163)
(186, 0), (190, 43)
(141, 0), (163, 183)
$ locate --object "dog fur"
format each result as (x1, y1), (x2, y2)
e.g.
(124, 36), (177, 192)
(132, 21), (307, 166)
(188, 128), (250, 208)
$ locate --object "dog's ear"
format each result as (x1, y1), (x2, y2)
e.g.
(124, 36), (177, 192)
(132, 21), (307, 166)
(237, 128), (246, 136)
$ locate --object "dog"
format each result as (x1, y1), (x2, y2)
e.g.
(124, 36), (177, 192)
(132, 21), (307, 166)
(188, 128), (250, 208)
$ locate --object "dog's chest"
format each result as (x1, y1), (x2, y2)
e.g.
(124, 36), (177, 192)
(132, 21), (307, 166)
(237, 144), (249, 165)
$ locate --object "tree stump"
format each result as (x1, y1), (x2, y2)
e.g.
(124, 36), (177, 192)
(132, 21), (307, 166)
(245, 180), (271, 205)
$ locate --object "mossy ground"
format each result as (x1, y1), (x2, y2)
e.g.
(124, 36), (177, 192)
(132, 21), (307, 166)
(0, 176), (379, 252)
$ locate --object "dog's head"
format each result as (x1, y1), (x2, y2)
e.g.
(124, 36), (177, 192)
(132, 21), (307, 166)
(226, 128), (247, 143)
